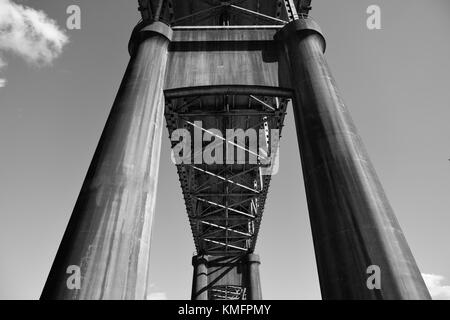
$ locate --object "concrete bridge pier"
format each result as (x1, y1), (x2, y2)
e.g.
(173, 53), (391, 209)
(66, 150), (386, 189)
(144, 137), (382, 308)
(191, 254), (262, 300)
(40, 22), (172, 300)
(275, 18), (431, 300)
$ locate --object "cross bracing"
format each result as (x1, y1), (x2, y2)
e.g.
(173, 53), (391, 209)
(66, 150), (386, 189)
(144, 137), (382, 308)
(165, 86), (289, 255)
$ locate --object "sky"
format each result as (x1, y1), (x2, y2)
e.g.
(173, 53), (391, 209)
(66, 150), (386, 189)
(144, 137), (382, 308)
(1, 0), (450, 300)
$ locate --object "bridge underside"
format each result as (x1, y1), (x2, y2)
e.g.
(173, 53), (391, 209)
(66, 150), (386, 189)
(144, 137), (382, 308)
(138, 0), (312, 26)
(160, 2), (294, 299)
(40, 0), (431, 301)
(165, 85), (289, 300)
(165, 86), (288, 257)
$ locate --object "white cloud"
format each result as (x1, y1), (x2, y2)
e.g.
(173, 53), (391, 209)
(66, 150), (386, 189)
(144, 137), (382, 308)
(146, 292), (168, 300)
(0, 78), (6, 87)
(0, 0), (68, 69)
(422, 273), (450, 300)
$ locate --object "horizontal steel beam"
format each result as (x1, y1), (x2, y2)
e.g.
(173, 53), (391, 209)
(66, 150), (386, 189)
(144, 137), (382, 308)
(194, 197), (255, 219)
(190, 166), (260, 194)
(203, 239), (247, 251)
(193, 193), (260, 197)
(249, 95), (276, 111)
(172, 25), (284, 30)
(164, 85), (293, 99)
(200, 221), (252, 237)
(229, 5), (287, 24)
(185, 120), (267, 161)
(177, 111), (277, 117)
(172, 3), (225, 25)
(171, 0), (249, 25)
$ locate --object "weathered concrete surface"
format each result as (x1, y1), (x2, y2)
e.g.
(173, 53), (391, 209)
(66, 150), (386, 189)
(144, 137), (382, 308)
(276, 19), (431, 300)
(191, 256), (209, 300)
(165, 29), (281, 89)
(41, 23), (171, 300)
(246, 254), (262, 300)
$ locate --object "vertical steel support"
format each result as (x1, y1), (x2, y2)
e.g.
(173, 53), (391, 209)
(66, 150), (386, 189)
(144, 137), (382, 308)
(246, 254), (262, 300)
(192, 255), (209, 300)
(41, 22), (172, 300)
(276, 19), (431, 299)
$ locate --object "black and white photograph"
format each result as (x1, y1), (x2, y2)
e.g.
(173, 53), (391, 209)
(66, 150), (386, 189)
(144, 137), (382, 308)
(1, 0), (449, 313)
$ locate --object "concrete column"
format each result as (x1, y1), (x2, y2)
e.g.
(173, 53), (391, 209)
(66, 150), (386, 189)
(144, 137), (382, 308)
(41, 22), (172, 300)
(191, 255), (209, 300)
(276, 19), (431, 300)
(246, 254), (262, 300)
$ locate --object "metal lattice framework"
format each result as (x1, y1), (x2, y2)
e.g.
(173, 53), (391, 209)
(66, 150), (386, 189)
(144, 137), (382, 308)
(165, 86), (289, 255)
(138, 0), (311, 26)
(210, 285), (247, 300)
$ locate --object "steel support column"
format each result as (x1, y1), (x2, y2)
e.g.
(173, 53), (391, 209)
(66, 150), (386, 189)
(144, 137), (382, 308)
(191, 255), (209, 300)
(41, 22), (172, 300)
(246, 254), (262, 300)
(276, 19), (431, 300)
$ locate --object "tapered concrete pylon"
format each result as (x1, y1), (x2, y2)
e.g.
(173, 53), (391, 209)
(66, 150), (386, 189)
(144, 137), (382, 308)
(41, 22), (172, 300)
(246, 254), (262, 300)
(191, 256), (209, 300)
(276, 18), (431, 300)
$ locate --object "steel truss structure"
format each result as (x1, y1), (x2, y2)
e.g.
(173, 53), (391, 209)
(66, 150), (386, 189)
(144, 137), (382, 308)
(165, 86), (288, 256)
(138, 0), (311, 26)
(40, 0), (431, 302)
(210, 285), (247, 300)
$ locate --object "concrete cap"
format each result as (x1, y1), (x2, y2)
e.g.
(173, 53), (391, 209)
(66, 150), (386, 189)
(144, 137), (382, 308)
(246, 253), (261, 264)
(274, 18), (326, 53)
(140, 21), (173, 41)
(192, 255), (209, 266)
(128, 21), (173, 56)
